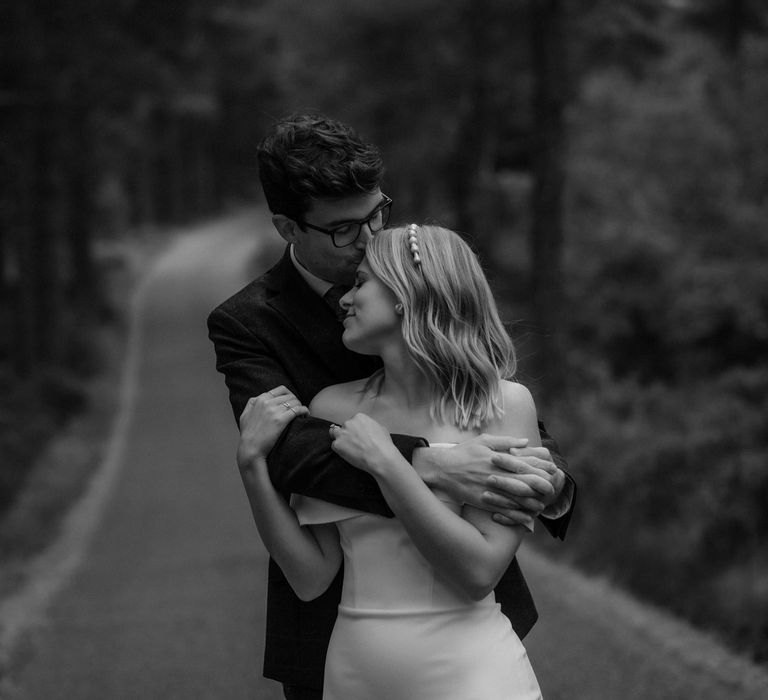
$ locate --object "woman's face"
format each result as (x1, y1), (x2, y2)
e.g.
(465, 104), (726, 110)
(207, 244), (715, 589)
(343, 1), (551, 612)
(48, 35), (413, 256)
(340, 258), (401, 354)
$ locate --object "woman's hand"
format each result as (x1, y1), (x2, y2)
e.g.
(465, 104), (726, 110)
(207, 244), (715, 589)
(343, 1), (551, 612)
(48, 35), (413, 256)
(329, 413), (403, 476)
(237, 386), (308, 471)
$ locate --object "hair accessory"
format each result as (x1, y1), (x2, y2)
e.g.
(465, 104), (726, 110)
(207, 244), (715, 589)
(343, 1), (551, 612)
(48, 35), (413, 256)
(406, 223), (422, 266)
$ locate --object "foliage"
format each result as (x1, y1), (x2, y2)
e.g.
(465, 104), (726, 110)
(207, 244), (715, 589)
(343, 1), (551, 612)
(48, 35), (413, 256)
(2, 0), (768, 666)
(548, 23), (768, 661)
(0, 0), (283, 511)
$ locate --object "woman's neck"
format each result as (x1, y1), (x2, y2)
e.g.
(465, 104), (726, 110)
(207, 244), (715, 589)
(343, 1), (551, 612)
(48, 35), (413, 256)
(376, 343), (431, 412)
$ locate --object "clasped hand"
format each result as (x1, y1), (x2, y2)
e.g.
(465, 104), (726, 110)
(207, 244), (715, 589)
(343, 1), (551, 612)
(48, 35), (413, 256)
(435, 435), (565, 528)
(329, 413), (403, 476)
(237, 386), (308, 470)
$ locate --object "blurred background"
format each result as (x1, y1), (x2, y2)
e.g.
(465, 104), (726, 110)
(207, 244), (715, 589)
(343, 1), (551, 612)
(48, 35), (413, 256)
(2, 0), (767, 672)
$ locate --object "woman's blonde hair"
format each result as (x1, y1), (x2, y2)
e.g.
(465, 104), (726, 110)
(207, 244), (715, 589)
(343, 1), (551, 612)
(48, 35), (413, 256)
(365, 225), (516, 429)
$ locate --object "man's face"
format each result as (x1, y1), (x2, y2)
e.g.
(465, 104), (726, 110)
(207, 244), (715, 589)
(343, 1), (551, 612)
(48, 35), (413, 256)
(290, 190), (384, 285)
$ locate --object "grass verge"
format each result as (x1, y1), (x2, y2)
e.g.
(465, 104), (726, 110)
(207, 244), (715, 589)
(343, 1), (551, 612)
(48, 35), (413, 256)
(0, 226), (176, 601)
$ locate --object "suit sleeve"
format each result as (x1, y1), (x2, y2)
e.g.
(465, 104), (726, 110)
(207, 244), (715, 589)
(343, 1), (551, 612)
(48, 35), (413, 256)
(207, 306), (425, 516)
(537, 421), (577, 540)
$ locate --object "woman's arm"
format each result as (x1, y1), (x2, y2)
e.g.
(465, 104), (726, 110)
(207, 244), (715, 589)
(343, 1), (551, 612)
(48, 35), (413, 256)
(411, 423), (575, 536)
(237, 389), (342, 601)
(328, 382), (541, 601)
(369, 435), (525, 601)
(208, 305), (426, 513)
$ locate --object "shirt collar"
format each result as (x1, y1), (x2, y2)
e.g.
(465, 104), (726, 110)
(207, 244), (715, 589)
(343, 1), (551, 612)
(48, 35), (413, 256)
(289, 244), (334, 297)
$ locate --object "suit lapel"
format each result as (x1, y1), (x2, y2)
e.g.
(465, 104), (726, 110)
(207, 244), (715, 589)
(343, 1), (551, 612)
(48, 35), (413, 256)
(265, 247), (373, 380)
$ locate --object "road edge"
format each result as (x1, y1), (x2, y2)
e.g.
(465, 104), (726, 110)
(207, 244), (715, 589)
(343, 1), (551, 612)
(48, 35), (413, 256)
(519, 545), (768, 697)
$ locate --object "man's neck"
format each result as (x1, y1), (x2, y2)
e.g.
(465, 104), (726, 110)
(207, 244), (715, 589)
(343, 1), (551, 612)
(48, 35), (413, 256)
(289, 245), (332, 297)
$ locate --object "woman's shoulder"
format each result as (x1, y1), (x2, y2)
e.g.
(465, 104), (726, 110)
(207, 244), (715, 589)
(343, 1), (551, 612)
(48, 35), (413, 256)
(309, 377), (372, 421)
(486, 380), (539, 441)
(499, 379), (535, 407)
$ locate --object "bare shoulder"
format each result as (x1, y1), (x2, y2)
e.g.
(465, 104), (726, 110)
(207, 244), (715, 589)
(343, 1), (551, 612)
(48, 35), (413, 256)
(499, 379), (535, 409)
(309, 378), (370, 423)
(491, 380), (540, 445)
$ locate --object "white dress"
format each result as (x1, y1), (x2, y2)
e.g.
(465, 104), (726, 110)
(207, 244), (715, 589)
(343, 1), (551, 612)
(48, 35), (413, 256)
(292, 445), (543, 700)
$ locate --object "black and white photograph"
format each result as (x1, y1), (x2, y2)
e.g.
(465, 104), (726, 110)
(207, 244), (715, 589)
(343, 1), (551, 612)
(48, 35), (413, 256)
(1, 2), (767, 698)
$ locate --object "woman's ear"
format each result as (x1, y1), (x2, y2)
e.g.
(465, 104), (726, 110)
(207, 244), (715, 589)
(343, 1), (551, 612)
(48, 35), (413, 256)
(394, 302), (404, 315)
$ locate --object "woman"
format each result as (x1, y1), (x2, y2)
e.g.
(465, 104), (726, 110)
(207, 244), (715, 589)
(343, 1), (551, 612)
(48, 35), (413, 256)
(237, 224), (543, 699)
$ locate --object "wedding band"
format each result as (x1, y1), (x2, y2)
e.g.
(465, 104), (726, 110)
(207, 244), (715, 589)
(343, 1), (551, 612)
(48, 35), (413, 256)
(288, 406), (297, 416)
(283, 402), (291, 409)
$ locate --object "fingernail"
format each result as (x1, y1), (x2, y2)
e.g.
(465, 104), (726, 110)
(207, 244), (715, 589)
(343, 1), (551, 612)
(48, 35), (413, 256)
(487, 476), (497, 486)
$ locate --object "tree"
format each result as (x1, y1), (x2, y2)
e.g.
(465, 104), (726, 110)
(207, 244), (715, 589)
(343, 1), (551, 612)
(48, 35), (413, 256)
(527, 0), (568, 400)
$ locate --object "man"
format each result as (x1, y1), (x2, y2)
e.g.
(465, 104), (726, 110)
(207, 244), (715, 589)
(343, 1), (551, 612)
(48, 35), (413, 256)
(208, 113), (576, 700)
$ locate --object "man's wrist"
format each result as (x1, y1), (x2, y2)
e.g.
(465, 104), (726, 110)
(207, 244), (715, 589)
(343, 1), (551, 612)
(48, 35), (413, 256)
(540, 471), (574, 520)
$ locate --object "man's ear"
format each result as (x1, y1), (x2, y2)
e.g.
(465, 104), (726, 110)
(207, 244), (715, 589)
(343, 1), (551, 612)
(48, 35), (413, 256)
(273, 214), (298, 244)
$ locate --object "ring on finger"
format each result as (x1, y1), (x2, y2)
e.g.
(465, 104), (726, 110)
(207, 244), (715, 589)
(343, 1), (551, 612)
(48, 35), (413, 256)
(283, 401), (292, 410)
(288, 406), (297, 416)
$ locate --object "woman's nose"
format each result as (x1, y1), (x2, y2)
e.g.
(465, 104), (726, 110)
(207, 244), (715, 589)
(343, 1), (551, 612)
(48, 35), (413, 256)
(339, 288), (354, 311)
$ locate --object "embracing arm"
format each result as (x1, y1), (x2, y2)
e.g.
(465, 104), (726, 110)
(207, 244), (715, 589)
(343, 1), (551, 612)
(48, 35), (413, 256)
(410, 420), (576, 539)
(369, 441), (526, 600)
(207, 305), (426, 514)
(536, 423), (576, 538)
(236, 390), (341, 601)
(326, 383), (540, 600)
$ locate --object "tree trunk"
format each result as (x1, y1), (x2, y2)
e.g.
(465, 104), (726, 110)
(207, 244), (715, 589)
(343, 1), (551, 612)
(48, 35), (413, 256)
(28, 104), (59, 366)
(528, 0), (567, 403)
(449, 1), (494, 248)
(66, 92), (96, 312)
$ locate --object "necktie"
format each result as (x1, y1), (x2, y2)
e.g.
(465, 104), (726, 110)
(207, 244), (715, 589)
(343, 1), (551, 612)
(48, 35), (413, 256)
(323, 285), (350, 322)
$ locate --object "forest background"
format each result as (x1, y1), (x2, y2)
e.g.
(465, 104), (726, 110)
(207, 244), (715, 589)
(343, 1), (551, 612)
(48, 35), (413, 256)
(2, 0), (767, 667)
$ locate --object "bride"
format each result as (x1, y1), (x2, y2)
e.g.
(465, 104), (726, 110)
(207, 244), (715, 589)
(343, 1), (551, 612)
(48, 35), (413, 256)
(237, 224), (543, 699)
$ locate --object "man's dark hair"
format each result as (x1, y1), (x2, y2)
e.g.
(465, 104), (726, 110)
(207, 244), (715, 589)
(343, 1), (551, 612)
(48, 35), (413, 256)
(257, 113), (385, 222)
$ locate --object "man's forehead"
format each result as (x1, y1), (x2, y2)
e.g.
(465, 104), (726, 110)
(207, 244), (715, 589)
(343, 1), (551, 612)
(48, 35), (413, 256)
(306, 191), (382, 224)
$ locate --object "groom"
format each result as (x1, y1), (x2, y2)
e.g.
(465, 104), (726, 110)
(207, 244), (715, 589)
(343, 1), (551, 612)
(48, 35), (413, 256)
(208, 113), (576, 700)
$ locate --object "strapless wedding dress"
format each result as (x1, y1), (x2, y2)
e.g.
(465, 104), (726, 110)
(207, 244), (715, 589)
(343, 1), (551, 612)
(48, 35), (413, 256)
(292, 444), (542, 700)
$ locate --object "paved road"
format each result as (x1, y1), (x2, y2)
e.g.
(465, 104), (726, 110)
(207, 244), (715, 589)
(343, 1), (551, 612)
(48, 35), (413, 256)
(4, 211), (768, 699)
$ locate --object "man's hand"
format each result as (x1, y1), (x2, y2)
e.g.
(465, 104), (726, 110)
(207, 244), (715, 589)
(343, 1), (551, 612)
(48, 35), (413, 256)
(418, 434), (566, 529)
(484, 443), (567, 525)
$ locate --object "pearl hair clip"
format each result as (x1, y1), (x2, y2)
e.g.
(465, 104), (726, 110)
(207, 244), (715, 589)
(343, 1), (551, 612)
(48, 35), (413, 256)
(407, 223), (422, 266)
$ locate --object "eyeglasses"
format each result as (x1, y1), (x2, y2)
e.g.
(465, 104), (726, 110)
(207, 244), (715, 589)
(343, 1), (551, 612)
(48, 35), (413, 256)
(297, 195), (393, 248)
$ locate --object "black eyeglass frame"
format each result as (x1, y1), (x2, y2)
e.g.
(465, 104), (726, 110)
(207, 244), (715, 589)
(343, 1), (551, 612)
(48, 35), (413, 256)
(296, 195), (393, 248)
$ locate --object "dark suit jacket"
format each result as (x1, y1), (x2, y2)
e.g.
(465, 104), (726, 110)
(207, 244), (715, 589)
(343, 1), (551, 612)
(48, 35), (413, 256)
(208, 245), (574, 688)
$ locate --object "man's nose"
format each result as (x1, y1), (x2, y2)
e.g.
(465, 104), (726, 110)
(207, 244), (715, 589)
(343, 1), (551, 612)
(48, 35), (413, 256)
(355, 223), (375, 249)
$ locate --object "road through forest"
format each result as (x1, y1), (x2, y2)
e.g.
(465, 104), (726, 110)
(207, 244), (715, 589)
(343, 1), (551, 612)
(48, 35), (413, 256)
(2, 211), (766, 699)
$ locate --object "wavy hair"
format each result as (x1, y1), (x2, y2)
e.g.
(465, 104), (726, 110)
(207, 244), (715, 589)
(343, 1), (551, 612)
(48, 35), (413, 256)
(257, 113), (384, 222)
(365, 225), (516, 429)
